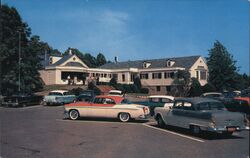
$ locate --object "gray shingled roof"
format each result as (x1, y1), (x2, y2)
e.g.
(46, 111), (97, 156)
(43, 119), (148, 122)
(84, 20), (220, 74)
(65, 62), (84, 67)
(99, 55), (201, 69)
(49, 55), (74, 67)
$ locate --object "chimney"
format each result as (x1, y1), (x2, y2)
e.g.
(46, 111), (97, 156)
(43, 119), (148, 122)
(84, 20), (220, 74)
(115, 56), (118, 64)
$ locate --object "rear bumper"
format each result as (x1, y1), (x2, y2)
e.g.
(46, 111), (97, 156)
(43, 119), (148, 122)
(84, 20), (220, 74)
(207, 126), (249, 132)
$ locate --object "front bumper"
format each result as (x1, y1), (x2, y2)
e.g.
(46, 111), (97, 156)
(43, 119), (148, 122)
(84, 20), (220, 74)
(1, 102), (19, 107)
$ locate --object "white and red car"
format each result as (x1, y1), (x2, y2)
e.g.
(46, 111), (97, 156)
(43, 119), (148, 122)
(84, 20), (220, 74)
(64, 95), (150, 122)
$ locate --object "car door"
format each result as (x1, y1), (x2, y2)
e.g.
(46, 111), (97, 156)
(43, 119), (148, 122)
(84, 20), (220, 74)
(88, 97), (115, 117)
(165, 101), (184, 127)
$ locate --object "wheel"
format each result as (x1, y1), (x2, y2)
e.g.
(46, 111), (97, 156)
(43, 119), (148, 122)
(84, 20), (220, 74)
(41, 101), (47, 106)
(190, 125), (201, 134)
(157, 116), (166, 128)
(119, 113), (130, 122)
(69, 110), (80, 120)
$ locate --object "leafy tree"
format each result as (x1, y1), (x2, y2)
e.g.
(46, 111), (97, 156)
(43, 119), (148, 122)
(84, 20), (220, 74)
(109, 77), (117, 87)
(171, 70), (191, 97)
(189, 78), (202, 97)
(133, 76), (142, 91)
(0, 5), (43, 95)
(202, 82), (216, 93)
(96, 53), (107, 67)
(206, 41), (238, 91)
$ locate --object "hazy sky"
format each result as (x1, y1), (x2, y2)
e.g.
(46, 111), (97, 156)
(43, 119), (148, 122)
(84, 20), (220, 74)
(3, 0), (249, 74)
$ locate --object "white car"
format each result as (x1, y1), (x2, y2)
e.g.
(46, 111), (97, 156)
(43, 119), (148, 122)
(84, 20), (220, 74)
(43, 90), (76, 105)
(64, 95), (150, 122)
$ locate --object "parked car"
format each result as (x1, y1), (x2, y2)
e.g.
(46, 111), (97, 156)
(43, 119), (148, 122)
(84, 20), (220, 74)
(43, 90), (76, 106)
(234, 88), (250, 105)
(64, 95), (150, 122)
(135, 95), (174, 116)
(154, 97), (248, 136)
(76, 90), (95, 102)
(108, 90), (124, 97)
(2, 93), (43, 107)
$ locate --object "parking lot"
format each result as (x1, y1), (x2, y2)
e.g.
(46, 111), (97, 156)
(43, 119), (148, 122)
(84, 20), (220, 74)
(0, 105), (249, 158)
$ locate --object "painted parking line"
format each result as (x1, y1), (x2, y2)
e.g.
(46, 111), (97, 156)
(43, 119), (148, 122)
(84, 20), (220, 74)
(56, 119), (145, 125)
(142, 123), (205, 143)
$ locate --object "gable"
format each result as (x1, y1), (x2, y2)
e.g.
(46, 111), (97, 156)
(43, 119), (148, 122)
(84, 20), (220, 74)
(61, 55), (89, 68)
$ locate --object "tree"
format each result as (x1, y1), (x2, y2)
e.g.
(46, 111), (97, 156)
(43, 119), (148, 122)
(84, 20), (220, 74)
(133, 76), (142, 91)
(109, 77), (117, 87)
(202, 82), (216, 93)
(96, 53), (107, 67)
(206, 41), (238, 91)
(171, 70), (191, 97)
(0, 5), (43, 95)
(189, 78), (202, 97)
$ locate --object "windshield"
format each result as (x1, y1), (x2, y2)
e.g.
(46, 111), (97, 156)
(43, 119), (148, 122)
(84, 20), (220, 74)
(80, 92), (92, 97)
(197, 102), (225, 111)
(48, 92), (63, 96)
(121, 99), (132, 104)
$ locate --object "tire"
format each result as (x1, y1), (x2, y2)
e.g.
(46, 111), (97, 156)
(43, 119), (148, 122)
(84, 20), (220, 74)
(118, 113), (130, 122)
(69, 109), (80, 120)
(157, 115), (166, 128)
(190, 125), (201, 134)
(42, 101), (47, 106)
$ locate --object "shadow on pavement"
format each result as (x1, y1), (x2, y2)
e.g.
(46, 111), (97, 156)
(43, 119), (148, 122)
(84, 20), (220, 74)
(150, 124), (245, 140)
(63, 117), (149, 124)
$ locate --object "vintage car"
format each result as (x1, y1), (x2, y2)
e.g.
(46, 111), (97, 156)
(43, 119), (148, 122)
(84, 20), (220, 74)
(2, 93), (43, 107)
(64, 95), (150, 122)
(76, 90), (95, 102)
(135, 95), (175, 116)
(154, 97), (248, 136)
(43, 90), (76, 106)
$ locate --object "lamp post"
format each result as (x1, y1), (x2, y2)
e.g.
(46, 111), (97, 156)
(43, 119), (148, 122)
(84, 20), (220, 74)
(18, 31), (21, 93)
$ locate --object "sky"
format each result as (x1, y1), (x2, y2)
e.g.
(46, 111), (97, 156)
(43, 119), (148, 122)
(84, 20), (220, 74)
(3, 0), (250, 74)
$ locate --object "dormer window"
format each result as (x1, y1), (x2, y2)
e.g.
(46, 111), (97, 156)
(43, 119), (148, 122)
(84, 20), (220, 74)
(143, 61), (151, 68)
(166, 60), (175, 67)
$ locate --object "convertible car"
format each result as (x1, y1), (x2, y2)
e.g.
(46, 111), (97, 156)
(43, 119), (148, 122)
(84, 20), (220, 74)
(64, 95), (150, 122)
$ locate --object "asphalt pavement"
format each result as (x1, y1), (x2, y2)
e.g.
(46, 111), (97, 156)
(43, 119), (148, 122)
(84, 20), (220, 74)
(0, 105), (249, 158)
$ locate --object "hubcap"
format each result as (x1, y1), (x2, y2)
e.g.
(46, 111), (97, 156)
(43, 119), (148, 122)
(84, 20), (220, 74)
(70, 110), (78, 120)
(120, 113), (129, 122)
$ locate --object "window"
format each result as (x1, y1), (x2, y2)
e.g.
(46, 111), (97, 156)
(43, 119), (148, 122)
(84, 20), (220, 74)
(122, 74), (125, 82)
(113, 74), (118, 80)
(153, 73), (162, 79)
(93, 98), (105, 104)
(183, 102), (193, 110)
(164, 72), (174, 79)
(143, 62), (151, 68)
(150, 98), (160, 103)
(200, 71), (207, 80)
(197, 102), (225, 111)
(174, 101), (183, 109)
(104, 74), (107, 78)
(140, 73), (149, 79)
(196, 71), (199, 80)
(105, 98), (115, 104)
(166, 86), (171, 92)
(156, 86), (161, 91)
(161, 98), (173, 103)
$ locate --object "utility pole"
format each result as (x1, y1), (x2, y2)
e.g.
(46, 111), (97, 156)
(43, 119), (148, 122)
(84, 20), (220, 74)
(18, 31), (21, 93)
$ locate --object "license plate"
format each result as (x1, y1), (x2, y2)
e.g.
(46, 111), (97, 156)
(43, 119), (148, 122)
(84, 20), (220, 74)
(227, 127), (236, 132)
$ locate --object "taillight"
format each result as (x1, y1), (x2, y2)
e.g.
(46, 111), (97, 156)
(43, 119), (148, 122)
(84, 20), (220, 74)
(244, 114), (249, 127)
(143, 107), (149, 114)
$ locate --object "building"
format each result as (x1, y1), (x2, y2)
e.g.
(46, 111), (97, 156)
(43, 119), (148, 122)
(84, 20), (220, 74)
(39, 54), (208, 94)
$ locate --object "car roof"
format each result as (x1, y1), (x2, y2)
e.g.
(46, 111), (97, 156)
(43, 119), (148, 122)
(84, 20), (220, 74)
(175, 97), (220, 105)
(109, 90), (123, 93)
(95, 95), (124, 103)
(50, 90), (68, 93)
(202, 92), (222, 96)
(148, 95), (174, 100)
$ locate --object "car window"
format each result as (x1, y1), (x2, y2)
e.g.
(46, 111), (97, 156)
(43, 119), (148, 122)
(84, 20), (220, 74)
(150, 98), (160, 103)
(183, 102), (193, 110)
(197, 102), (225, 111)
(173, 101), (183, 109)
(105, 98), (116, 104)
(161, 98), (173, 103)
(93, 98), (104, 104)
(48, 92), (63, 96)
(121, 99), (131, 104)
